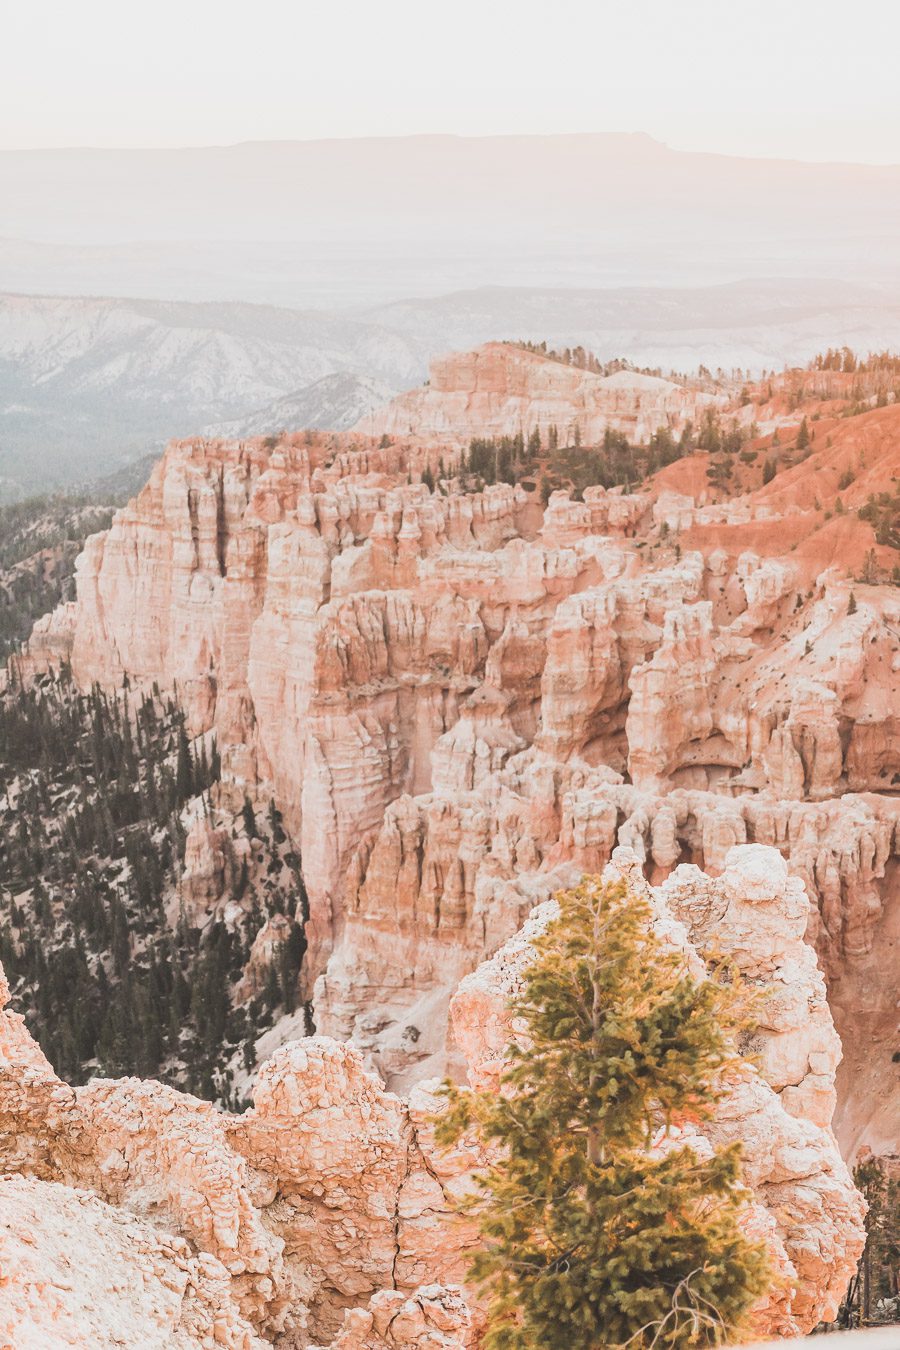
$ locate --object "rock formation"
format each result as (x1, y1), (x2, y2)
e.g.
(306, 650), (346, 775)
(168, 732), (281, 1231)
(8, 345), (899, 1341)
(354, 343), (724, 446)
(0, 845), (866, 1344)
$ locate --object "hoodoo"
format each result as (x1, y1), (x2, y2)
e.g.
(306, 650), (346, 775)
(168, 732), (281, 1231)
(4, 344), (898, 1345)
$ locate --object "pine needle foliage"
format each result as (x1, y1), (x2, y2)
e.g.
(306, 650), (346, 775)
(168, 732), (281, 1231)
(436, 876), (772, 1350)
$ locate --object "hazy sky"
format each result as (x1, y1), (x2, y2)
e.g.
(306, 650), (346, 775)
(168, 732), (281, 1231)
(2, 0), (898, 163)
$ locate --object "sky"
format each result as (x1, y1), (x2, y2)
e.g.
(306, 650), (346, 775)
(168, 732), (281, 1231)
(2, 0), (899, 164)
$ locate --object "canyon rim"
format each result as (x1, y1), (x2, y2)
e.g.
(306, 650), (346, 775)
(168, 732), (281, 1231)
(2, 340), (897, 1345)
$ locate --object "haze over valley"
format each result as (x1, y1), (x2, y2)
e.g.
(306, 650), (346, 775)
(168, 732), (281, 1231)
(3, 135), (900, 497)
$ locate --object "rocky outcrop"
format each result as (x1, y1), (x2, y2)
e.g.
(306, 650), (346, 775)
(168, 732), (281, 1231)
(181, 817), (234, 922)
(0, 1175), (268, 1350)
(310, 1287), (470, 1350)
(0, 846), (865, 1343)
(450, 845), (866, 1333)
(0, 956), (475, 1346)
(314, 560), (898, 1101)
(355, 344), (724, 446)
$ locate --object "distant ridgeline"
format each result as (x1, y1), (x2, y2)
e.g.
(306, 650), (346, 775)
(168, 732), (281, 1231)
(506, 339), (664, 378)
(504, 339), (733, 385)
(0, 666), (307, 1107)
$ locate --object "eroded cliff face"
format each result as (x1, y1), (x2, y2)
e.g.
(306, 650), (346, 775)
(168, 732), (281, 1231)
(354, 343), (725, 446)
(17, 351), (900, 1154)
(0, 847), (866, 1346)
(10, 344), (899, 1341)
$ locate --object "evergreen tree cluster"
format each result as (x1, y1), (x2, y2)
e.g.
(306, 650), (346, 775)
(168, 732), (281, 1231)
(858, 487), (900, 552)
(506, 341), (749, 388)
(0, 665), (307, 1107)
(505, 340), (693, 383)
(508, 340), (631, 376)
(836, 1157), (900, 1329)
(811, 347), (862, 374)
(792, 349), (900, 409)
(460, 434), (529, 487)
(809, 348), (900, 377)
(456, 415), (731, 501)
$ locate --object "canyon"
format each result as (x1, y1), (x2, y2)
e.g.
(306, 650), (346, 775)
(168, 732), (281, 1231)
(2, 340), (898, 1345)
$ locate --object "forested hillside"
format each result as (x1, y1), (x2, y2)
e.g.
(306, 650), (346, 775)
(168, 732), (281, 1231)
(0, 496), (116, 660)
(0, 667), (307, 1106)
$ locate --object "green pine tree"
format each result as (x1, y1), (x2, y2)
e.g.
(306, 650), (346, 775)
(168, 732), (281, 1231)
(436, 876), (771, 1350)
(796, 416), (810, 450)
(175, 721), (193, 800)
(838, 1156), (900, 1327)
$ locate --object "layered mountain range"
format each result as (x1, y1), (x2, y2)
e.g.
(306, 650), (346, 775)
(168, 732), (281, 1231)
(2, 341), (898, 1346)
(6, 131), (900, 503)
(4, 136), (900, 297)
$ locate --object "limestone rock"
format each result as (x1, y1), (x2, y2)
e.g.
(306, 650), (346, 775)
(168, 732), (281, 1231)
(0, 836), (867, 1343)
(181, 817), (234, 922)
(10, 352), (899, 1342)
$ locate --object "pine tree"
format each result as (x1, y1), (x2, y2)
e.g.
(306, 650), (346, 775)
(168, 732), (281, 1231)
(175, 722), (193, 800)
(796, 416), (810, 450)
(436, 876), (771, 1350)
(839, 1156), (900, 1326)
(860, 549), (878, 585)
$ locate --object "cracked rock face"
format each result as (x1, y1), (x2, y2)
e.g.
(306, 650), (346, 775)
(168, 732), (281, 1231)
(0, 1176), (269, 1350)
(0, 962), (474, 1347)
